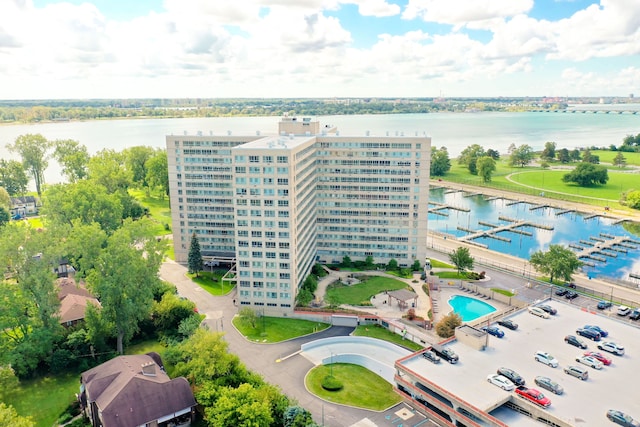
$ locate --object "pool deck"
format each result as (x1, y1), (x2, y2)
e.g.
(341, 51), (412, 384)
(448, 294), (498, 322)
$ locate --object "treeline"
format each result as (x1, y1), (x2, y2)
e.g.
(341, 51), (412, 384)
(0, 98), (554, 123)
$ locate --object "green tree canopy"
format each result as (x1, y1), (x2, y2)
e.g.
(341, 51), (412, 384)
(0, 159), (29, 196)
(508, 144), (534, 167)
(556, 148), (570, 164)
(613, 151), (627, 168)
(476, 156), (496, 183)
(430, 146), (451, 176)
(124, 146), (156, 190)
(146, 150), (169, 199)
(621, 190), (640, 209)
(52, 139), (90, 183)
(529, 244), (583, 284)
(88, 149), (132, 193)
(449, 246), (474, 275)
(0, 403), (35, 427)
(562, 163), (609, 186)
(7, 134), (52, 197)
(457, 144), (486, 175)
(435, 312), (462, 338)
(540, 141), (556, 161)
(208, 383), (274, 427)
(188, 233), (203, 277)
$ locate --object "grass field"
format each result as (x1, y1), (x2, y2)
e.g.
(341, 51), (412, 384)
(188, 270), (235, 296)
(353, 325), (423, 351)
(129, 189), (173, 236)
(592, 150), (640, 166)
(305, 363), (402, 410)
(232, 316), (329, 343)
(325, 276), (409, 306)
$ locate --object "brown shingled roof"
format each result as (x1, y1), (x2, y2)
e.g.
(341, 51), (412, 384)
(81, 354), (195, 427)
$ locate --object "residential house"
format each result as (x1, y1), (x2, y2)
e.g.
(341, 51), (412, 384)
(57, 278), (100, 327)
(10, 196), (38, 218)
(79, 352), (196, 427)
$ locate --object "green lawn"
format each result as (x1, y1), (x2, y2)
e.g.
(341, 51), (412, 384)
(325, 276), (409, 306)
(232, 316), (330, 343)
(305, 363), (402, 410)
(129, 189), (173, 236)
(592, 150), (640, 166)
(188, 271), (235, 296)
(353, 325), (423, 351)
(4, 372), (81, 427)
(429, 258), (454, 269)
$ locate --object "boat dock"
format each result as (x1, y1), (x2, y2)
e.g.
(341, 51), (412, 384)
(458, 219), (548, 243)
(555, 209), (575, 216)
(427, 202), (471, 216)
(575, 236), (638, 264)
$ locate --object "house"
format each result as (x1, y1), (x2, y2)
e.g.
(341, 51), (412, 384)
(10, 196), (38, 218)
(57, 278), (100, 327)
(79, 353), (196, 427)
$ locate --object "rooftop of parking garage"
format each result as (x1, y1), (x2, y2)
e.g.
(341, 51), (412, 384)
(398, 298), (640, 426)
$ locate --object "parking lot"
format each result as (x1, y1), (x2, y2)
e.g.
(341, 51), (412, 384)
(401, 297), (640, 426)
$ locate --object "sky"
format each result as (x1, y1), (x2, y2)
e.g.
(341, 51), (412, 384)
(0, 0), (639, 99)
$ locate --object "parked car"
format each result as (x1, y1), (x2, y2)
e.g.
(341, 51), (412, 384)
(566, 282), (577, 288)
(576, 355), (604, 370)
(482, 326), (505, 338)
(534, 376), (564, 395)
(431, 344), (459, 364)
(565, 291), (579, 300)
(564, 365), (589, 380)
(630, 309), (640, 321)
(584, 351), (612, 366)
(515, 386), (551, 407)
(598, 300), (613, 310)
(618, 306), (631, 316)
(585, 325), (609, 337)
(538, 304), (557, 315)
(565, 335), (588, 349)
(486, 374), (515, 391)
(528, 306), (550, 319)
(497, 367), (525, 386)
(607, 409), (640, 426)
(497, 319), (518, 330)
(577, 327), (601, 341)
(598, 341), (625, 356)
(535, 351), (559, 368)
(422, 350), (441, 364)
(555, 288), (568, 297)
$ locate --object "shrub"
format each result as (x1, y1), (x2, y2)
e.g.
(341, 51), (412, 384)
(435, 312), (462, 338)
(321, 375), (343, 391)
(163, 223), (171, 231)
(407, 308), (416, 320)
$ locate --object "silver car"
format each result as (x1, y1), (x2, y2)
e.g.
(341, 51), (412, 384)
(576, 355), (603, 370)
(487, 374), (515, 391)
(534, 376), (564, 395)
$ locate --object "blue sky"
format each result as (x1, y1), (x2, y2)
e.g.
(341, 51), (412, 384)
(1, 0), (638, 99)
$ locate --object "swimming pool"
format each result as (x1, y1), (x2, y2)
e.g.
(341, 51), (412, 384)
(449, 295), (497, 322)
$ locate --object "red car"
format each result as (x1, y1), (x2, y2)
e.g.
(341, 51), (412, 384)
(584, 351), (612, 366)
(515, 386), (551, 407)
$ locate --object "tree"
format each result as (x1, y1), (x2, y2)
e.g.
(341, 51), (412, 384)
(87, 220), (165, 354)
(188, 233), (203, 277)
(284, 406), (316, 427)
(0, 403), (35, 427)
(208, 383), (274, 427)
(562, 163), (609, 186)
(238, 308), (259, 329)
(556, 148), (570, 164)
(529, 244), (583, 284)
(621, 190), (640, 209)
(476, 156), (496, 183)
(152, 292), (197, 337)
(508, 144), (534, 167)
(0, 187), (11, 211)
(124, 146), (156, 190)
(486, 149), (500, 160)
(430, 147), (451, 176)
(0, 159), (29, 196)
(581, 148), (600, 164)
(52, 139), (90, 182)
(613, 152), (627, 168)
(7, 134), (51, 197)
(146, 150), (169, 199)
(87, 149), (132, 193)
(387, 258), (398, 271)
(458, 144), (486, 175)
(449, 247), (474, 276)
(435, 312), (462, 338)
(0, 207), (9, 226)
(540, 141), (556, 161)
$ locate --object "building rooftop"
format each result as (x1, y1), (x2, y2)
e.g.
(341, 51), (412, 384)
(398, 297), (640, 426)
(233, 134), (316, 150)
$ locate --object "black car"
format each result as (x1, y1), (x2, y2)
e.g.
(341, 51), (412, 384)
(577, 327), (601, 341)
(422, 350), (441, 364)
(538, 304), (557, 315)
(431, 344), (459, 364)
(565, 334), (588, 349)
(555, 288), (568, 296)
(607, 409), (640, 427)
(497, 367), (525, 386)
(565, 291), (579, 300)
(566, 282), (577, 288)
(630, 309), (640, 321)
(497, 319), (518, 330)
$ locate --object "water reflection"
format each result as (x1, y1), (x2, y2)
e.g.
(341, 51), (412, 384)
(428, 188), (640, 281)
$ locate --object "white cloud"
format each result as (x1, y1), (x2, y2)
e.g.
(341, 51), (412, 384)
(403, 0), (533, 27)
(351, 0), (401, 17)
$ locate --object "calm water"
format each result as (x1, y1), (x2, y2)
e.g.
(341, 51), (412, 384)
(448, 295), (497, 322)
(429, 188), (640, 280)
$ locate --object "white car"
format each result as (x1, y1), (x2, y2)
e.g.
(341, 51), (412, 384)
(487, 374), (515, 391)
(617, 306), (631, 316)
(528, 306), (550, 319)
(535, 351), (559, 368)
(598, 341), (625, 356)
(576, 355), (603, 370)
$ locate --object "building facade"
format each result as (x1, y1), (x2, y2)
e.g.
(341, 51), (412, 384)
(167, 117), (430, 315)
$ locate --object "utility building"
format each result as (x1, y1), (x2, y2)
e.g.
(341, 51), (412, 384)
(167, 117), (430, 315)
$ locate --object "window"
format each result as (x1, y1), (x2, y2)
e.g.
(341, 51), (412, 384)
(249, 155), (259, 163)
(277, 156), (288, 163)
(235, 166), (246, 173)
(263, 156), (273, 163)
(278, 200), (289, 207)
(279, 263), (289, 269)
(277, 178), (289, 185)
(278, 221), (289, 228)
(251, 230), (262, 237)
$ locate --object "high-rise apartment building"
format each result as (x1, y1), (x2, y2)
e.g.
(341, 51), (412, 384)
(167, 117), (430, 315)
